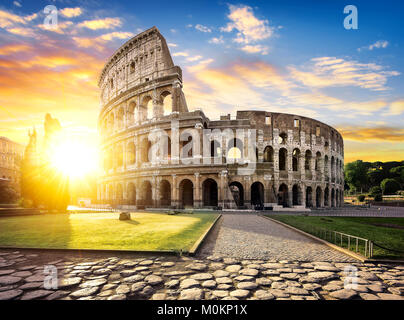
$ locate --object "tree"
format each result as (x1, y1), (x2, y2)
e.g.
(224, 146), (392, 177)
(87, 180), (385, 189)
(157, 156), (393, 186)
(381, 178), (401, 195)
(369, 186), (382, 197)
(0, 183), (18, 204)
(344, 160), (370, 193)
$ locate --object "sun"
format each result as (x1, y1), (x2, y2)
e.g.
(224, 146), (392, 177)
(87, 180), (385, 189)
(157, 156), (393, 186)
(50, 140), (98, 179)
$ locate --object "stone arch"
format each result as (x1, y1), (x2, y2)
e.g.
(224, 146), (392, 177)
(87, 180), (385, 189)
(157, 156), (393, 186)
(116, 183), (123, 205)
(160, 90), (172, 116)
(179, 179), (194, 208)
(292, 184), (301, 206)
(324, 155), (329, 179)
(140, 180), (153, 207)
(278, 132), (287, 144)
(278, 183), (289, 207)
(324, 187), (329, 206)
(305, 150), (312, 170)
(180, 133), (193, 158)
(331, 188), (335, 207)
(127, 141), (136, 165)
(306, 186), (313, 208)
(227, 137), (243, 161)
(315, 151), (321, 171)
(251, 181), (265, 208)
(229, 181), (244, 208)
(316, 186), (322, 208)
(202, 178), (218, 207)
(292, 148), (300, 171)
(211, 140), (221, 158)
(128, 101), (136, 124)
(140, 95), (153, 120)
(279, 148), (287, 171)
(159, 179), (171, 207)
(263, 146), (273, 162)
(127, 182), (136, 205)
(141, 137), (151, 163)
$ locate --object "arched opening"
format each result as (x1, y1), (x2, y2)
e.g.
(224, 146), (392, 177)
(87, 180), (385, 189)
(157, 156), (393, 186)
(108, 184), (114, 204)
(229, 181), (244, 208)
(179, 179), (193, 208)
(116, 145), (123, 167)
(116, 184), (123, 205)
(202, 178), (218, 207)
(251, 182), (264, 208)
(331, 156), (335, 182)
(315, 152), (321, 171)
(331, 188), (335, 207)
(263, 146), (273, 162)
(292, 184), (300, 206)
(336, 190), (339, 207)
(324, 187), (329, 206)
(227, 137), (243, 161)
(279, 148), (287, 171)
(324, 155), (329, 179)
(128, 102), (136, 124)
(305, 150), (312, 170)
(292, 148), (300, 171)
(306, 186), (313, 208)
(210, 140), (221, 158)
(117, 107), (124, 129)
(278, 184), (288, 207)
(127, 183), (136, 205)
(180, 134), (193, 159)
(141, 138), (151, 163)
(141, 181), (153, 207)
(161, 91), (172, 116)
(127, 142), (136, 165)
(316, 187), (322, 208)
(278, 132), (287, 144)
(159, 180), (171, 207)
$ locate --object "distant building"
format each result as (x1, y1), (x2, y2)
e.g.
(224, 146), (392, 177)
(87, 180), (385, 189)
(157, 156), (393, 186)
(0, 136), (24, 192)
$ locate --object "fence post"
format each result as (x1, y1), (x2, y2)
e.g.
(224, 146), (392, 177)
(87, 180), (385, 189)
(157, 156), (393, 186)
(365, 240), (368, 257)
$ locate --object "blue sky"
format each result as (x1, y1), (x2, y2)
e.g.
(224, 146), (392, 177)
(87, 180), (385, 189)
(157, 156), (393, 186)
(0, 0), (403, 162)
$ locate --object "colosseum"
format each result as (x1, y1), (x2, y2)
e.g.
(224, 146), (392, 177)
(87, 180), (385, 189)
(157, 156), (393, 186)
(97, 27), (344, 210)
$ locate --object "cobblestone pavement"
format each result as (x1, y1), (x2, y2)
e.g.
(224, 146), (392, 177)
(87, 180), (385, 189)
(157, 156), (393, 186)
(200, 215), (355, 261)
(0, 249), (403, 300)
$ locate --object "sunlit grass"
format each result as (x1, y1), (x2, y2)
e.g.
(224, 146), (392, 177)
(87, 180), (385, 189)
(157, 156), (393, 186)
(0, 212), (217, 252)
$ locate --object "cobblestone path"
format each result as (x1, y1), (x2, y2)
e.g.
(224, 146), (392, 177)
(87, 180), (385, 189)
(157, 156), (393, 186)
(0, 249), (403, 300)
(200, 215), (355, 261)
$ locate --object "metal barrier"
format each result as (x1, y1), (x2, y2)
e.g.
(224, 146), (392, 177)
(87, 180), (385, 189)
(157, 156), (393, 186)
(309, 225), (373, 258)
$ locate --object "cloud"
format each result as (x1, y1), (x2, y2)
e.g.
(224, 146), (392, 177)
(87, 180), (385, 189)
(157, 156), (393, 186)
(209, 36), (224, 44)
(389, 100), (404, 115)
(0, 44), (31, 55)
(73, 32), (133, 51)
(241, 44), (269, 55)
(220, 4), (274, 44)
(172, 51), (189, 57)
(186, 55), (203, 62)
(13, 1), (21, 7)
(0, 9), (27, 27)
(37, 21), (73, 34)
(60, 7), (83, 18)
(6, 27), (36, 37)
(167, 43), (177, 47)
(195, 24), (211, 33)
(358, 40), (389, 52)
(289, 56), (400, 91)
(78, 17), (122, 30)
(338, 126), (404, 142)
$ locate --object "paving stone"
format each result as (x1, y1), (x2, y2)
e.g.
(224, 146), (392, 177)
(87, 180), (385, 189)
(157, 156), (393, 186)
(185, 263), (207, 271)
(230, 289), (250, 299)
(134, 266), (149, 272)
(122, 275), (144, 283)
(216, 277), (233, 284)
(237, 282), (258, 290)
(179, 288), (204, 300)
(387, 287), (404, 296)
(285, 287), (310, 295)
(139, 260), (154, 266)
(108, 294), (126, 300)
(271, 282), (287, 290)
(0, 276), (22, 285)
(209, 263), (225, 270)
(314, 265), (339, 272)
(151, 293), (167, 300)
(58, 277), (82, 289)
(70, 286), (100, 298)
(116, 284), (131, 294)
(0, 270), (15, 276)
(165, 280), (180, 288)
(165, 270), (193, 277)
(98, 290), (114, 297)
(145, 275), (164, 286)
(180, 279), (200, 289)
(377, 293), (404, 300)
(202, 280), (216, 289)
(268, 289), (290, 298)
(45, 290), (70, 300)
(329, 289), (358, 300)
(212, 290), (229, 298)
(25, 274), (45, 283)
(223, 258), (239, 265)
(256, 277), (272, 286)
(300, 272), (338, 283)
(161, 262), (175, 268)
(323, 283), (343, 291)
(225, 265), (241, 273)
(79, 278), (107, 288)
(213, 270), (230, 278)
(239, 269), (259, 277)
(131, 282), (147, 293)
(254, 290), (275, 300)
(190, 273), (213, 281)
(234, 275), (254, 282)
(280, 273), (299, 280)
(0, 289), (23, 300)
(359, 293), (380, 300)
(21, 290), (53, 300)
(303, 283), (322, 291)
(120, 270), (137, 277)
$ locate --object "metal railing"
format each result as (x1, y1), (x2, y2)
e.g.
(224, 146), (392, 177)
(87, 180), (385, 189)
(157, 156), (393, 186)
(309, 225), (373, 258)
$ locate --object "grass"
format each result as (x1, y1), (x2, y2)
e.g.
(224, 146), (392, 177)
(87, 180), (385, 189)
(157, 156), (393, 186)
(0, 212), (218, 252)
(269, 215), (404, 260)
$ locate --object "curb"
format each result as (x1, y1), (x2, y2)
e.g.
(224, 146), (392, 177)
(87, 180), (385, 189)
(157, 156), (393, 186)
(188, 214), (222, 256)
(260, 215), (366, 262)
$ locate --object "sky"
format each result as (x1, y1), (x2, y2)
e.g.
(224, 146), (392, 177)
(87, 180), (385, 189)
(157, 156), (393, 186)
(0, 0), (403, 163)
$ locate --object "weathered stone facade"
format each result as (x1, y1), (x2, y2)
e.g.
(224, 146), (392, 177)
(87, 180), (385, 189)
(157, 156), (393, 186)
(97, 27), (344, 210)
(0, 136), (24, 193)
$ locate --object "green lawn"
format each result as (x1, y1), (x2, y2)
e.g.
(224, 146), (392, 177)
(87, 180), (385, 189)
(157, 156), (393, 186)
(269, 215), (404, 260)
(0, 212), (218, 252)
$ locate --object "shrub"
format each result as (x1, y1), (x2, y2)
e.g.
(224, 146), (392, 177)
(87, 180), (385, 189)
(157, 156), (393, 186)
(369, 186), (382, 197)
(357, 194), (366, 202)
(374, 194), (383, 202)
(381, 178), (401, 195)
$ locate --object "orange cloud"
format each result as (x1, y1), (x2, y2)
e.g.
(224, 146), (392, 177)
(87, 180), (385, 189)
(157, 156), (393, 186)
(77, 17), (122, 30)
(60, 7), (83, 18)
(0, 44), (32, 55)
(338, 126), (404, 142)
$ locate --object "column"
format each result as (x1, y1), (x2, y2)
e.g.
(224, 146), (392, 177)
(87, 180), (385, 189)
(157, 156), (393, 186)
(172, 174), (178, 208)
(194, 173), (201, 208)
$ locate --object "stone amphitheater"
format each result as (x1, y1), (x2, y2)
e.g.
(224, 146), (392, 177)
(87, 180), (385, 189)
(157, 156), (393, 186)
(97, 27), (344, 210)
